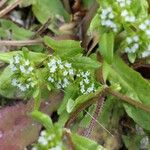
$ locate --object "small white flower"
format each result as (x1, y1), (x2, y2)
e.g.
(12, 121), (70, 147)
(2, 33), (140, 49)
(51, 59), (57, 65)
(11, 79), (18, 86)
(133, 36), (139, 42)
(14, 55), (20, 64)
(19, 85), (27, 91)
(108, 13), (114, 19)
(57, 60), (62, 65)
(27, 66), (34, 74)
(50, 145), (62, 150)
(145, 19), (150, 25)
(126, 37), (133, 44)
(26, 84), (30, 89)
(50, 65), (57, 73)
(10, 64), (17, 72)
(48, 134), (55, 141)
(84, 78), (90, 84)
(63, 70), (68, 76)
(24, 60), (30, 66)
(59, 64), (64, 69)
(121, 10), (128, 17)
(68, 69), (74, 75)
(38, 136), (48, 145)
(125, 47), (131, 53)
(20, 65), (26, 73)
(31, 147), (38, 150)
(139, 24), (147, 30)
(48, 77), (54, 82)
(65, 63), (71, 68)
(146, 29), (150, 36)
(40, 130), (46, 136)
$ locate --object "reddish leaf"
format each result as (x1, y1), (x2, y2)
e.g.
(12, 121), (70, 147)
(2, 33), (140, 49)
(0, 92), (63, 150)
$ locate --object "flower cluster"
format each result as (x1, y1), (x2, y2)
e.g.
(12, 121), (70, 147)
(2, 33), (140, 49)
(77, 71), (96, 95)
(142, 44), (150, 58)
(121, 9), (136, 23)
(124, 35), (140, 53)
(100, 7), (118, 32)
(116, 0), (132, 7)
(9, 54), (36, 92)
(32, 130), (64, 150)
(139, 19), (150, 38)
(47, 56), (75, 89)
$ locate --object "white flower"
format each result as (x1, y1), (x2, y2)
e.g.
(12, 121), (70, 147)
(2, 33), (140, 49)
(84, 78), (90, 84)
(50, 145), (62, 150)
(59, 64), (64, 69)
(40, 130), (46, 136)
(27, 66), (34, 74)
(11, 78), (18, 86)
(117, 0), (132, 7)
(100, 7), (118, 32)
(133, 36), (139, 42)
(68, 69), (74, 75)
(65, 62), (71, 68)
(50, 65), (57, 73)
(126, 37), (132, 44)
(62, 78), (69, 88)
(63, 70), (68, 76)
(10, 64), (17, 72)
(18, 84), (27, 91)
(121, 10), (128, 17)
(31, 147), (38, 150)
(48, 77), (54, 82)
(14, 55), (20, 64)
(24, 60), (30, 66)
(124, 15), (136, 23)
(141, 45), (150, 58)
(38, 136), (48, 145)
(20, 65), (26, 73)
(57, 60), (62, 65)
(48, 134), (55, 141)
(146, 29), (150, 36)
(139, 24), (147, 30)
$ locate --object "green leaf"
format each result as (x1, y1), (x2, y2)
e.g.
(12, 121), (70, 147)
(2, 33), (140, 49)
(99, 32), (114, 64)
(44, 36), (83, 59)
(58, 84), (78, 114)
(66, 98), (75, 113)
(0, 51), (46, 64)
(72, 86), (103, 112)
(71, 133), (106, 150)
(82, 0), (95, 8)
(32, 0), (70, 24)
(104, 55), (150, 130)
(0, 19), (33, 40)
(0, 67), (16, 98)
(31, 110), (53, 131)
(69, 56), (101, 70)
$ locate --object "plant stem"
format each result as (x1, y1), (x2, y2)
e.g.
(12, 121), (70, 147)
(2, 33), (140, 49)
(82, 96), (105, 138)
(31, 18), (51, 39)
(107, 88), (150, 113)
(0, 39), (43, 46)
(65, 88), (107, 128)
(0, 0), (21, 18)
(64, 129), (75, 150)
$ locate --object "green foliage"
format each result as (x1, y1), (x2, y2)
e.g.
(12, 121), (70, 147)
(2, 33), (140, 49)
(99, 32), (114, 64)
(31, 110), (53, 131)
(71, 133), (106, 150)
(44, 36), (83, 59)
(32, 0), (70, 33)
(103, 55), (150, 130)
(69, 55), (101, 70)
(0, 19), (33, 40)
